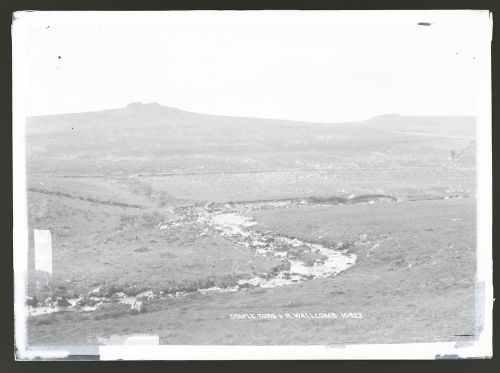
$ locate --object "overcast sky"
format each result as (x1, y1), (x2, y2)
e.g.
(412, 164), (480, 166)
(14, 10), (491, 122)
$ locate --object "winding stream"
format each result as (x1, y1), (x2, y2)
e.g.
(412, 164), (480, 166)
(27, 194), (406, 317)
(205, 213), (356, 288)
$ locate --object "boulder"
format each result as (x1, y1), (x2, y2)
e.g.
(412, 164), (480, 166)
(57, 297), (72, 307)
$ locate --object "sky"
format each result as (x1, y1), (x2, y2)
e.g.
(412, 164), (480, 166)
(13, 10), (491, 122)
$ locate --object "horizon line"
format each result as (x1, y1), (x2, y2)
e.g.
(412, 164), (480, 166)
(25, 102), (477, 124)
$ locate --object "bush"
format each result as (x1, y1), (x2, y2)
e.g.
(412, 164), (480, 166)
(214, 276), (238, 288)
(271, 261), (291, 273)
(104, 284), (124, 297)
(27, 296), (39, 307)
(161, 275), (239, 294)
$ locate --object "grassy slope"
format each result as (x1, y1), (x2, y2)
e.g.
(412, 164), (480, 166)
(26, 105), (476, 177)
(27, 188), (280, 298)
(28, 198), (476, 345)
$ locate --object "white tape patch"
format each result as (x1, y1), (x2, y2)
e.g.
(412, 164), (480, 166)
(34, 229), (52, 274)
(98, 334), (160, 346)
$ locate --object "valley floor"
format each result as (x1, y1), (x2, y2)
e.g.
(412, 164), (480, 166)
(26, 182), (476, 345)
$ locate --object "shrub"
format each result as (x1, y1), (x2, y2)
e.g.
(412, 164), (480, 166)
(27, 296), (39, 307)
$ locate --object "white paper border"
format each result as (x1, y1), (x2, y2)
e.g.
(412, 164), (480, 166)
(12, 10), (493, 360)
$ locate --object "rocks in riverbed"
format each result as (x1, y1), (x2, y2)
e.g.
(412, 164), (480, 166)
(316, 239), (336, 248)
(273, 244), (288, 252)
(271, 261), (291, 274)
(302, 259), (317, 267)
(56, 297), (72, 307)
(337, 242), (352, 250)
(136, 290), (156, 300)
(280, 272), (292, 280)
(104, 284), (126, 297)
(121, 285), (149, 297)
(130, 300), (147, 314)
(261, 235), (275, 243)
(77, 296), (99, 307)
(291, 245), (310, 253)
